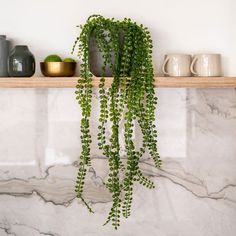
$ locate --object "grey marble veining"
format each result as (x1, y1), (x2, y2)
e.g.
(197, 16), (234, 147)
(0, 88), (236, 236)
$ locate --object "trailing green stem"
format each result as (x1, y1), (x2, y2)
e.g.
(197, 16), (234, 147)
(73, 15), (161, 229)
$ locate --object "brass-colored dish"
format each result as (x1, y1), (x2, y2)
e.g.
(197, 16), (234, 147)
(40, 62), (77, 77)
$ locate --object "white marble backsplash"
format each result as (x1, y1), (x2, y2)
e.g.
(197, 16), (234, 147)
(0, 88), (236, 236)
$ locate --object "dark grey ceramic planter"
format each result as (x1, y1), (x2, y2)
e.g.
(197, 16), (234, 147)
(88, 31), (124, 77)
(8, 45), (35, 77)
(0, 35), (10, 77)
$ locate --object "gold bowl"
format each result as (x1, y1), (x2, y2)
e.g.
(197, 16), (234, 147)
(40, 62), (77, 77)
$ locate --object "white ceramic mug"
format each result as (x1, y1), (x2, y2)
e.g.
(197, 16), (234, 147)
(162, 54), (192, 77)
(190, 54), (222, 77)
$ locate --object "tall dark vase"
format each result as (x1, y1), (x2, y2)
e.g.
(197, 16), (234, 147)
(88, 31), (124, 77)
(0, 35), (10, 77)
(8, 45), (35, 77)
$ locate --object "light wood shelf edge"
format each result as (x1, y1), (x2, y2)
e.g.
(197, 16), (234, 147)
(0, 77), (235, 88)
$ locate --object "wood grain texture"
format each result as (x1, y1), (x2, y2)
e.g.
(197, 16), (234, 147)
(0, 77), (235, 88)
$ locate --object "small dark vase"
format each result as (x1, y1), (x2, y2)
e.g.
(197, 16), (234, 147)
(8, 45), (35, 77)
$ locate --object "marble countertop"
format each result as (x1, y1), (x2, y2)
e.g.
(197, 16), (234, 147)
(0, 88), (235, 236)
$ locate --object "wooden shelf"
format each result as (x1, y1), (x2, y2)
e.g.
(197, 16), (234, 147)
(0, 77), (235, 88)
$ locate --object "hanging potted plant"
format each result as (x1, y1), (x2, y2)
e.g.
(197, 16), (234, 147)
(72, 15), (161, 229)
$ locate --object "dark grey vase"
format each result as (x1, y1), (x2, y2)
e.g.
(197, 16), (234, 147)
(8, 45), (35, 77)
(0, 35), (10, 77)
(88, 31), (124, 77)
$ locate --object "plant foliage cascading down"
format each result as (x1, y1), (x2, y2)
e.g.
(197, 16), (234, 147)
(72, 15), (161, 229)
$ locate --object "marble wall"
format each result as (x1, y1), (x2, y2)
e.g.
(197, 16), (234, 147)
(0, 88), (235, 236)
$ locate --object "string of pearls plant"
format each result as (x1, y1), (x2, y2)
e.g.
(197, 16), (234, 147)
(72, 15), (161, 229)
